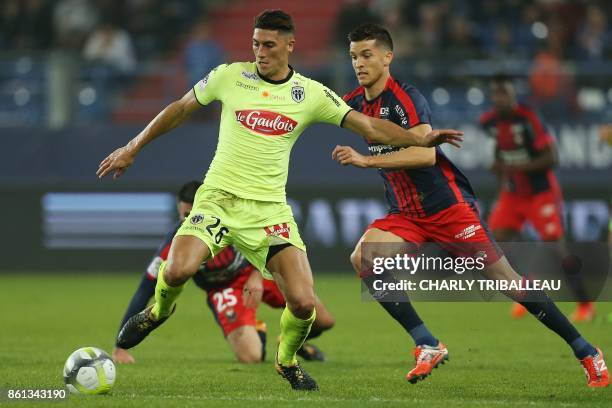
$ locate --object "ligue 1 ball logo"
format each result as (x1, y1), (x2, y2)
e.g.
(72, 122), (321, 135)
(190, 214), (204, 225)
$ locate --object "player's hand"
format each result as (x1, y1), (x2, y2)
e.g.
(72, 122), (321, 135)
(112, 347), (135, 364)
(243, 269), (264, 309)
(332, 145), (370, 168)
(97, 146), (135, 179)
(423, 129), (463, 148)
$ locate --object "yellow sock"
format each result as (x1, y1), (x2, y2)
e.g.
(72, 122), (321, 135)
(151, 261), (184, 319)
(278, 307), (316, 366)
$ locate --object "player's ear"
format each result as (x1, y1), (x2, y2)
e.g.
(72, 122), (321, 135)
(286, 37), (295, 53)
(384, 50), (394, 67)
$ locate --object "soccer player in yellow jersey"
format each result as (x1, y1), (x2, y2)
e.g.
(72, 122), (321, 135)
(97, 10), (463, 391)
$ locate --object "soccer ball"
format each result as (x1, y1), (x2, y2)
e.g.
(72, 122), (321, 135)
(63, 347), (116, 394)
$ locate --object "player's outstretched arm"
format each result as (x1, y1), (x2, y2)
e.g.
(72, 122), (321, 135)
(341, 110), (463, 148)
(333, 123), (435, 168)
(97, 90), (201, 179)
(332, 144), (435, 169)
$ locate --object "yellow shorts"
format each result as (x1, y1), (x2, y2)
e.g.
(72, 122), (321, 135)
(175, 186), (306, 278)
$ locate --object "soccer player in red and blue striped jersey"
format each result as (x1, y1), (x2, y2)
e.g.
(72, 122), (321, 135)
(481, 75), (594, 321)
(334, 23), (609, 388)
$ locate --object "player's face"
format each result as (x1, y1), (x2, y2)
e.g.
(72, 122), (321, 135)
(349, 40), (392, 88)
(490, 82), (516, 114)
(252, 28), (294, 78)
(177, 201), (193, 222)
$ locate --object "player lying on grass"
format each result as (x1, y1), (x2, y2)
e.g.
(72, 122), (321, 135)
(333, 23), (609, 388)
(481, 74), (594, 321)
(112, 181), (333, 365)
(97, 9), (462, 391)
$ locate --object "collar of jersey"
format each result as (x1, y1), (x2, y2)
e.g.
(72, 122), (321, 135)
(257, 65), (294, 85)
(364, 75), (394, 103)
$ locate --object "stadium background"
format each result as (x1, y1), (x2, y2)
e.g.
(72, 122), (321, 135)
(1, 0), (610, 272)
(1, 1), (612, 405)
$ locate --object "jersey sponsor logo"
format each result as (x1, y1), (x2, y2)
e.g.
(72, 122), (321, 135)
(261, 91), (286, 101)
(291, 86), (305, 103)
(394, 105), (408, 126)
(380, 107), (389, 118)
(190, 214), (204, 225)
(241, 71), (259, 81)
(500, 149), (529, 165)
(323, 88), (340, 107)
(368, 144), (399, 155)
(264, 223), (290, 238)
(235, 110), (297, 136)
(454, 224), (482, 240)
(235, 80), (259, 92)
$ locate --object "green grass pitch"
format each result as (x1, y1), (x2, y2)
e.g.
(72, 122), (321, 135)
(1, 272), (611, 407)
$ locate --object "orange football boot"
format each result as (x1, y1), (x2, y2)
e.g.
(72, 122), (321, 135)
(510, 302), (528, 319)
(570, 302), (595, 322)
(579, 348), (610, 388)
(406, 342), (449, 384)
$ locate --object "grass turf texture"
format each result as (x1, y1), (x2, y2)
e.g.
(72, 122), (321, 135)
(1, 273), (611, 407)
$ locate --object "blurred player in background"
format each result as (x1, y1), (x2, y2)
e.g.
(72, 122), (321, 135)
(481, 75), (594, 321)
(97, 10), (462, 391)
(334, 23), (609, 388)
(112, 181), (333, 365)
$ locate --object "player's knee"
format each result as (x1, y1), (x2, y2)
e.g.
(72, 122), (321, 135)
(164, 258), (199, 285)
(235, 348), (262, 364)
(317, 313), (335, 331)
(287, 295), (316, 319)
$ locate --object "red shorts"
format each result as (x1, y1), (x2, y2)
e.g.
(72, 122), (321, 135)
(488, 190), (564, 240)
(368, 202), (502, 264)
(207, 269), (285, 336)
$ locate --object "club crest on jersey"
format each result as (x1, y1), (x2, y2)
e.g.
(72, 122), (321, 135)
(291, 86), (305, 103)
(264, 223), (290, 238)
(235, 110), (297, 136)
(190, 214), (204, 225)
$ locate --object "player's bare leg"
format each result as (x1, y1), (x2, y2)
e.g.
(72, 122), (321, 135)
(227, 326), (264, 364)
(482, 256), (609, 387)
(267, 245), (319, 391)
(351, 228), (448, 384)
(117, 235), (211, 349)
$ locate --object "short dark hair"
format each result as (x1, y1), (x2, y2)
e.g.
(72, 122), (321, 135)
(254, 10), (295, 34)
(177, 181), (202, 204)
(348, 23), (393, 51)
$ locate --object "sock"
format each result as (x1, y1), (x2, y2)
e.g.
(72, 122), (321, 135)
(409, 323), (439, 347)
(151, 261), (184, 319)
(256, 327), (267, 362)
(516, 290), (596, 359)
(278, 307), (316, 366)
(306, 325), (323, 340)
(570, 337), (597, 360)
(561, 254), (590, 302)
(362, 271), (438, 346)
